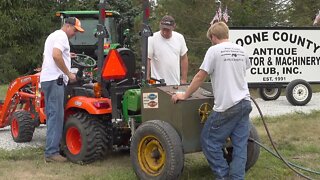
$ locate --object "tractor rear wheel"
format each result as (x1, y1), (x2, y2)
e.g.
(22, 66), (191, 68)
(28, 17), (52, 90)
(62, 112), (112, 164)
(223, 122), (260, 171)
(10, 110), (35, 142)
(130, 120), (184, 180)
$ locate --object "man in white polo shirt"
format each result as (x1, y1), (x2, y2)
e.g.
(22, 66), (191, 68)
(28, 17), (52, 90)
(148, 15), (189, 85)
(40, 17), (84, 163)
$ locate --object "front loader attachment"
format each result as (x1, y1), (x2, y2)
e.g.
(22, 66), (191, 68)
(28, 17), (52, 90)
(0, 73), (43, 128)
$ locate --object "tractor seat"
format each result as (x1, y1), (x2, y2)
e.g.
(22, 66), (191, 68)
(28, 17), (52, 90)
(72, 87), (94, 97)
(117, 48), (136, 80)
(82, 83), (94, 89)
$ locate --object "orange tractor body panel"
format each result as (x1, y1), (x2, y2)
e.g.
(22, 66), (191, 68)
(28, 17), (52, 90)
(65, 96), (112, 115)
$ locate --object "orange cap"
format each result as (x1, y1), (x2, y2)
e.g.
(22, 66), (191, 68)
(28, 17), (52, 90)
(65, 17), (85, 33)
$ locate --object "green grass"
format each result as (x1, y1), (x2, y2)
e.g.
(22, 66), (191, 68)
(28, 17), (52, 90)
(0, 84), (319, 179)
(0, 111), (319, 179)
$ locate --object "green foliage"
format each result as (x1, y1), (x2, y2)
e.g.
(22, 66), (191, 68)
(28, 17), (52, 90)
(1, 0), (320, 84)
(288, 0), (320, 26)
(107, 0), (141, 50)
(0, 0), (139, 84)
(0, 0), (56, 83)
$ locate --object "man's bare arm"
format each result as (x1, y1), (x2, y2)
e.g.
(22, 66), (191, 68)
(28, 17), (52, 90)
(180, 53), (189, 84)
(52, 48), (76, 81)
(147, 58), (151, 80)
(172, 69), (207, 103)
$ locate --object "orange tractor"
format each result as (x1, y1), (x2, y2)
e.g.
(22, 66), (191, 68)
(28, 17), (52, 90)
(0, 2), (136, 164)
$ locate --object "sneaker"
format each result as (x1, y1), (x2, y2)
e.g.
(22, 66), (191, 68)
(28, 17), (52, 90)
(45, 154), (67, 163)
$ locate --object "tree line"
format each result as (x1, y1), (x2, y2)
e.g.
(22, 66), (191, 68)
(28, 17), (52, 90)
(0, 0), (319, 84)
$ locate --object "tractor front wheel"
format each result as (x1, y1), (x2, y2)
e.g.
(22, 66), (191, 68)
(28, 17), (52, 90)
(10, 110), (35, 142)
(130, 120), (184, 180)
(62, 112), (112, 164)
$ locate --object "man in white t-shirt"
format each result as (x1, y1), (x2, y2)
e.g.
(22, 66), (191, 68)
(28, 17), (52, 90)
(147, 15), (189, 85)
(172, 22), (252, 179)
(40, 17), (84, 163)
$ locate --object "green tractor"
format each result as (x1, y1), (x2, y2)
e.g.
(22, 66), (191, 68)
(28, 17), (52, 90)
(56, 10), (128, 59)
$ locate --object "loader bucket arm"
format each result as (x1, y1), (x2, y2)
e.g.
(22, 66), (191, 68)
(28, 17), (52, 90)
(0, 73), (40, 128)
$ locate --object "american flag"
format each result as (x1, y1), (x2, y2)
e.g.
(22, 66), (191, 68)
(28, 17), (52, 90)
(210, 11), (220, 25)
(313, 10), (320, 26)
(217, 6), (222, 21)
(210, 5), (230, 25)
(222, 6), (229, 23)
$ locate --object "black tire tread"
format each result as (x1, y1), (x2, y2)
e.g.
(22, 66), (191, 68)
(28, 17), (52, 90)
(130, 120), (184, 180)
(285, 79), (312, 106)
(246, 123), (260, 170)
(258, 87), (281, 101)
(63, 112), (112, 164)
(11, 110), (35, 142)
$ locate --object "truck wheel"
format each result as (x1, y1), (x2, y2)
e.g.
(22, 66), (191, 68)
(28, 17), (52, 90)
(130, 120), (184, 180)
(258, 87), (281, 101)
(10, 110), (35, 142)
(62, 112), (112, 164)
(223, 122), (260, 171)
(286, 79), (312, 106)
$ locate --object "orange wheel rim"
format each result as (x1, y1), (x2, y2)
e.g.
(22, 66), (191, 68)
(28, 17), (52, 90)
(66, 127), (82, 155)
(11, 118), (19, 138)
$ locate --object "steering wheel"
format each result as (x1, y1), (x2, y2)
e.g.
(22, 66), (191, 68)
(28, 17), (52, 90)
(72, 54), (97, 68)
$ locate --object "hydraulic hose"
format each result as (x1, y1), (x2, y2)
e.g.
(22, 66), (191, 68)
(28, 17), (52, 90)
(250, 97), (320, 180)
(249, 138), (320, 176)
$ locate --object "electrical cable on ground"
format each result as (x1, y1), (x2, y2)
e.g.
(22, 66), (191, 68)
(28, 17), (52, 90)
(250, 97), (319, 180)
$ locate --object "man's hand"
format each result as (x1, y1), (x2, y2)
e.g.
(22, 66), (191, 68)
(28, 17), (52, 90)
(180, 79), (187, 85)
(171, 93), (187, 104)
(68, 72), (77, 83)
(70, 52), (77, 59)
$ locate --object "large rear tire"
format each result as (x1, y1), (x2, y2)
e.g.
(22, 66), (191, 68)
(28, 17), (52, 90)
(10, 110), (35, 142)
(245, 123), (260, 170)
(223, 122), (260, 171)
(62, 112), (112, 164)
(130, 120), (184, 180)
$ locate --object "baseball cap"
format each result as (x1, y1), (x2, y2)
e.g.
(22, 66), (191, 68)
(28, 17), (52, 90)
(160, 15), (175, 30)
(65, 17), (85, 33)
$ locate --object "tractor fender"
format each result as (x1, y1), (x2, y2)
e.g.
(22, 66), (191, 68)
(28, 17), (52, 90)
(65, 96), (112, 115)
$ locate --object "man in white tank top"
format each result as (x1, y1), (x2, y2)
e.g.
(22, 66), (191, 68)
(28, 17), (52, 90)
(40, 17), (84, 163)
(147, 15), (189, 85)
(172, 22), (252, 180)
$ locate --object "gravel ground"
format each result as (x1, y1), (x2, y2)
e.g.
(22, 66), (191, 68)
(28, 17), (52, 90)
(250, 92), (320, 118)
(1, 93), (320, 151)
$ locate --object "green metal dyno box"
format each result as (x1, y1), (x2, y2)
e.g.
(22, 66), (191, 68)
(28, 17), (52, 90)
(141, 84), (214, 153)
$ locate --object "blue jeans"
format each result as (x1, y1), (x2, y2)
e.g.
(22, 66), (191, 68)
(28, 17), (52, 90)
(201, 99), (252, 180)
(41, 80), (65, 158)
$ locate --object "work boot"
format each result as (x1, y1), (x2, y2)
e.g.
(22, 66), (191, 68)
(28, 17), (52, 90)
(45, 154), (67, 163)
